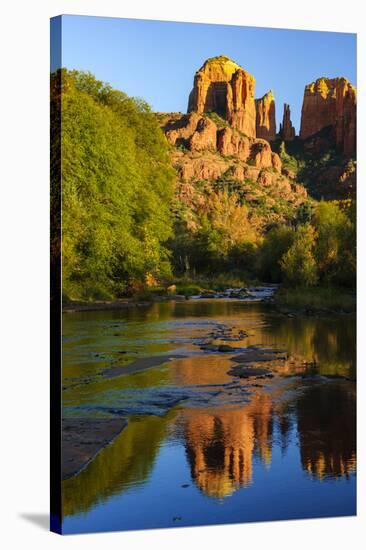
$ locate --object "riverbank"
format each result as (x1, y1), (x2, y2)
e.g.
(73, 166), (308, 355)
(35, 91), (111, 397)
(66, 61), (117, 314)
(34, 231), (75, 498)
(273, 286), (356, 315)
(63, 284), (355, 316)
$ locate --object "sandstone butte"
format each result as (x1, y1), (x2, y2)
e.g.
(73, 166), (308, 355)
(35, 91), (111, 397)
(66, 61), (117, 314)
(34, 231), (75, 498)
(162, 55), (299, 198)
(255, 90), (276, 141)
(160, 55), (356, 205)
(187, 55), (257, 138)
(167, 56), (281, 166)
(300, 77), (356, 156)
(279, 103), (296, 141)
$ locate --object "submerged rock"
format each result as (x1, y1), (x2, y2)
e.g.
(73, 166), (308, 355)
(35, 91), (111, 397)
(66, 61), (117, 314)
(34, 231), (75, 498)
(228, 365), (273, 378)
(233, 348), (287, 363)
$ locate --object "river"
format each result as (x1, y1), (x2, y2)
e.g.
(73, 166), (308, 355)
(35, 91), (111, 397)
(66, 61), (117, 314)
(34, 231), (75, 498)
(61, 299), (356, 533)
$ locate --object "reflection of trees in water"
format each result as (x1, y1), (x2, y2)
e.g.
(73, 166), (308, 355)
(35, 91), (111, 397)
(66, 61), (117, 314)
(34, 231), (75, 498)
(182, 381), (356, 498)
(62, 380), (356, 517)
(62, 412), (175, 517)
(265, 315), (355, 377)
(296, 382), (356, 480)
(62, 305), (356, 516)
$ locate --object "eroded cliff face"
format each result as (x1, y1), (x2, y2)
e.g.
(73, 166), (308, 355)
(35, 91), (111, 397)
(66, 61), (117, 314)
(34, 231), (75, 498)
(158, 54), (308, 217)
(187, 56), (256, 138)
(164, 112), (283, 175)
(279, 103), (295, 141)
(300, 77), (356, 156)
(159, 109), (307, 218)
(255, 91), (276, 141)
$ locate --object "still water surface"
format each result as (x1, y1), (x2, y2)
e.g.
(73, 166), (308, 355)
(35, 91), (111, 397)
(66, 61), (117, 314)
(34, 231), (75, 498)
(62, 301), (356, 533)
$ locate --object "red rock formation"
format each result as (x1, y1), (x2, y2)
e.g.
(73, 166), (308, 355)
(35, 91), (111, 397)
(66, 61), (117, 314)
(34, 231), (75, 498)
(188, 55), (256, 138)
(165, 113), (201, 146)
(188, 117), (217, 152)
(336, 83), (356, 157)
(165, 113), (217, 152)
(300, 77), (356, 156)
(279, 103), (296, 141)
(250, 140), (273, 169)
(175, 153), (228, 182)
(216, 127), (250, 160)
(255, 91), (276, 141)
(271, 152), (282, 173)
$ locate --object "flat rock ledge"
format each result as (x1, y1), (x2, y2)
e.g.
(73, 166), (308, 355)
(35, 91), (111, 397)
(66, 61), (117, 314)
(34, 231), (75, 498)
(227, 347), (287, 379)
(62, 417), (128, 480)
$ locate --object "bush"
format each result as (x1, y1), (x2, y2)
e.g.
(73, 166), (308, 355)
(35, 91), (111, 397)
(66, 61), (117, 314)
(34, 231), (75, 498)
(259, 226), (294, 282)
(281, 224), (318, 287)
(313, 201), (355, 287)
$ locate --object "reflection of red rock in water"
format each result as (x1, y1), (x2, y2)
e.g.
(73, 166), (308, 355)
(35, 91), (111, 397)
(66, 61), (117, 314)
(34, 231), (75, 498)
(182, 392), (273, 498)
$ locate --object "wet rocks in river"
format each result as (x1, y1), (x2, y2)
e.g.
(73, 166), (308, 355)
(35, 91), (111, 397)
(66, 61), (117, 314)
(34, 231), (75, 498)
(233, 347), (287, 363)
(228, 365), (273, 378)
(193, 285), (278, 302)
(218, 344), (236, 352)
(227, 346), (287, 379)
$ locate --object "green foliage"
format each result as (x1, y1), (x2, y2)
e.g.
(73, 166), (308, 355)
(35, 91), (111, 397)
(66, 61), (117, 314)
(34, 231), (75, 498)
(205, 111), (229, 129)
(281, 224), (318, 287)
(170, 190), (258, 275)
(257, 200), (356, 289)
(295, 201), (315, 226)
(51, 69), (175, 300)
(51, 70), (356, 301)
(278, 141), (303, 175)
(313, 201), (356, 286)
(259, 226), (294, 282)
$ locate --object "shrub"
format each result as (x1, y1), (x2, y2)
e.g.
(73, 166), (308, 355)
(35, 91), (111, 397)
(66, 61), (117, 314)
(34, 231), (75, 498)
(281, 224), (318, 287)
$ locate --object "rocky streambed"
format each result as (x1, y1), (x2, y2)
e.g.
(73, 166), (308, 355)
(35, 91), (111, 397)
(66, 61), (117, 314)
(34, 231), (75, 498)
(61, 298), (354, 481)
(191, 285), (279, 301)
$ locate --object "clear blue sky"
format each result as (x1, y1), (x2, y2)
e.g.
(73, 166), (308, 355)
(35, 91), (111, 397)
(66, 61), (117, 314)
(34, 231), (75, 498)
(52, 15), (356, 133)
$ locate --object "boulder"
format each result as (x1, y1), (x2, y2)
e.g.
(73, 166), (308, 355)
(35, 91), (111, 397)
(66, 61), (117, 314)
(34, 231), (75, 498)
(188, 117), (217, 152)
(216, 126), (250, 160)
(250, 140), (273, 168)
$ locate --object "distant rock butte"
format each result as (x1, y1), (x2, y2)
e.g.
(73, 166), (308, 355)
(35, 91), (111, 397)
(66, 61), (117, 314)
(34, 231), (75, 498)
(188, 56), (256, 138)
(255, 91), (276, 141)
(159, 56), (356, 204)
(300, 77), (356, 156)
(279, 103), (296, 141)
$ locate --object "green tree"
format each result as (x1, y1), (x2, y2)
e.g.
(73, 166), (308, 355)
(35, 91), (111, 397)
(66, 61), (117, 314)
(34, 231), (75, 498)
(259, 226), (294, 282)
(313, 201), (355, 287)
(281, 224), (318, 287)
(51, 69), (175, 299)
